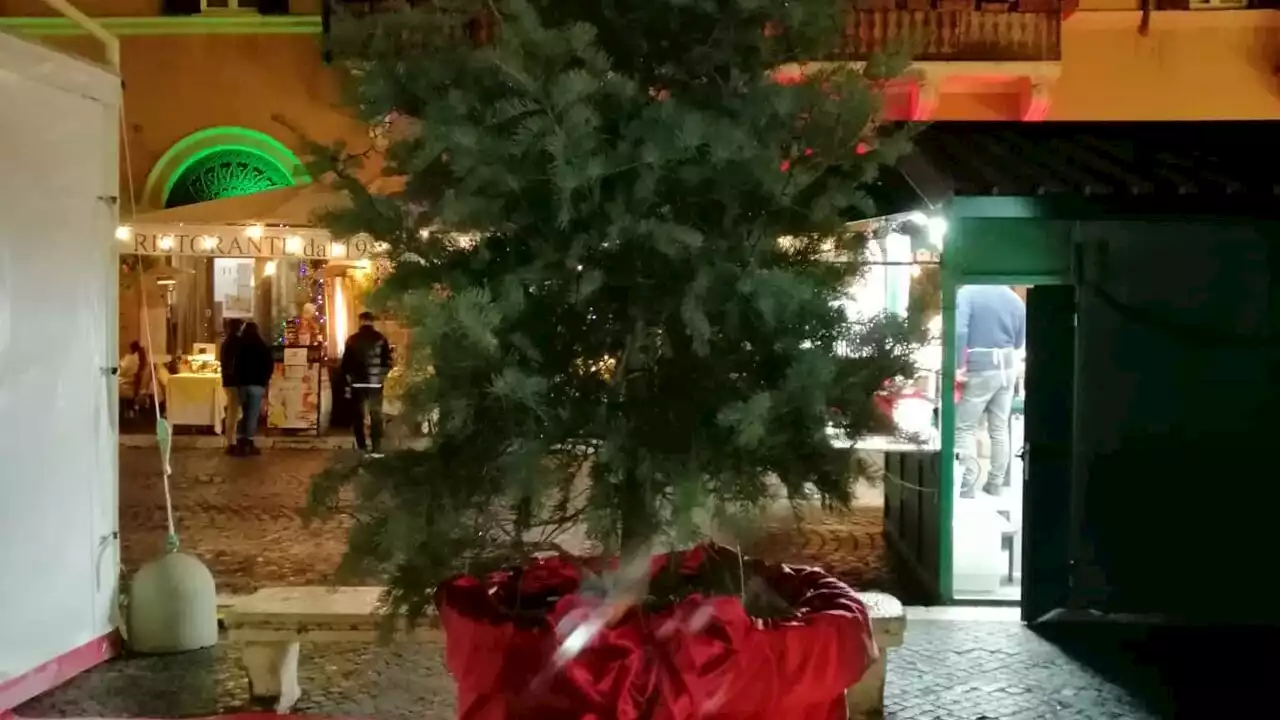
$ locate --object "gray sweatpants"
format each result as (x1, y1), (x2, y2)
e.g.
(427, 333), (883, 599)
(955, 366), (1017, 492)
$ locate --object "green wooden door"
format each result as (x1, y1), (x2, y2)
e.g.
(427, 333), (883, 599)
(1020, 284), (1077, 622)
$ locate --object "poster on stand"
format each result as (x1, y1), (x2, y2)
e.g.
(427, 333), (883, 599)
(267, 345), (322, 432)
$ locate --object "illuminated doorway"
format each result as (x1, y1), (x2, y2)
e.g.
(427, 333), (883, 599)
(949, 284), (1028, 602)
(941, 280), (1076, 608)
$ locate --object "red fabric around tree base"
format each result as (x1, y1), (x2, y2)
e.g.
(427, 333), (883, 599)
(435, 546), (877, 720)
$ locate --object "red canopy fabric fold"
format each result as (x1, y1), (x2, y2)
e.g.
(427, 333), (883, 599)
(435, 545), (876, 720)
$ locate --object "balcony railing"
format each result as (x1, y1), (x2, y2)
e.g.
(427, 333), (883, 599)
(841, 4), (1061, 63)
(324, 0), (1062, 64)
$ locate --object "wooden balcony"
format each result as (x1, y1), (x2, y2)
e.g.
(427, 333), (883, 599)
(325, 1), (1061, 64)
(841, 3), (1061, 63)
(321, 0), (1063, 119)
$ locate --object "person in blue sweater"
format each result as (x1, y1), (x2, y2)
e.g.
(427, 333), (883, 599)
(955, 285), (1026, 499)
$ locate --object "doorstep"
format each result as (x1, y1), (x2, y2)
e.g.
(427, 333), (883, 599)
(120, 435), (355, 450)
(905, 605), (1022, 622)
(120, 435), (432, 451)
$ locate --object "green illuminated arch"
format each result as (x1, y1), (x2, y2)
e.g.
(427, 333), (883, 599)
(141, 126), (312, 210)
(163, 147), (294, 208)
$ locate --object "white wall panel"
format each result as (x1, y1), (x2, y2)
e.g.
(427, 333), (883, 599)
(0, 31), (120, 686)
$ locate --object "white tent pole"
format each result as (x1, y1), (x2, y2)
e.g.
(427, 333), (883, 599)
(36, 0), (119, 72)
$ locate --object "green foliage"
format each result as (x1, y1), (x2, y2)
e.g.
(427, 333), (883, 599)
(308, 0), (920, 621)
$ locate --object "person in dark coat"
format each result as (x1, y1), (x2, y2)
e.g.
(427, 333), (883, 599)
(220, 318), (244, 454)
(232, 321), (275, 456)
(341, 311), (394, 456)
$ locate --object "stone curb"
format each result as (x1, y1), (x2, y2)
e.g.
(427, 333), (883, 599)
(121, 436), (431, 451)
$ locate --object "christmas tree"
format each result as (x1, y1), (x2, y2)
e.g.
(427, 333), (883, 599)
(309, 0), (921, 620)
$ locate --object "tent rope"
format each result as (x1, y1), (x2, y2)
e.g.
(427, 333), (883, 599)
(120, 102), (179, 553)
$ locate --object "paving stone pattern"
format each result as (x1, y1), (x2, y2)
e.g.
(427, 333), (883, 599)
(24, 449), (1266, 719)
(751, 505), (913, 600)
(119, 448), (352, 596)
(18, 621), (1171, 719)
(14, 640), (454, 719)
(886, 621), (1157, 720)
(117, 448), (913, 599)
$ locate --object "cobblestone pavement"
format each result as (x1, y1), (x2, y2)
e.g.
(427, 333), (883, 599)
(26, 619), (1265, 719)
(886, 621), (1158, 720)
(118, 448), (912, 599)
(119, 448), (352, 596)
(750, 504), (919, 601)
(23, 449), (1262, 719)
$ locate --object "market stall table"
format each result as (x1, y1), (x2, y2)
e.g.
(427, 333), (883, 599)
(165, 373), (225, 433)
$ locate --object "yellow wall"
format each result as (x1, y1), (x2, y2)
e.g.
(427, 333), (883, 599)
(932, 9), (1279, 120)
(2, 2), (1276, 175)
(38, 31), (366, 210)
(1052, 9), (1280, 120)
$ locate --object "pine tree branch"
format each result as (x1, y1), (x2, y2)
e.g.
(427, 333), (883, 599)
(310, 0), (922, 621)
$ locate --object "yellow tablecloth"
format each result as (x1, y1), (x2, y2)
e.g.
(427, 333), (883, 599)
(166, 373), (225, 433)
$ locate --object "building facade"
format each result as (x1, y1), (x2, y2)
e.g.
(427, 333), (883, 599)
(0, 0), (1274, 455)
(1, 0), (1275, 218)
(0, 4), (1276, 702)
(0, 0), (1272, 410)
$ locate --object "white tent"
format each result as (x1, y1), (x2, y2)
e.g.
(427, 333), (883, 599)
(0, 25), (123, 704)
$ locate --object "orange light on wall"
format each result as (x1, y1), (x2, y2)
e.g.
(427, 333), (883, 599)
(332, 277), (349, 353)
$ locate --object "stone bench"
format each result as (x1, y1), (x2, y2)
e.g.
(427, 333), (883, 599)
(848, 591), (905, 720)
(224, 586), (906, 716)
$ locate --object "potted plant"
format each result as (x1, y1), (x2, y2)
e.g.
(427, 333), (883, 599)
(310, 0), (918, 715)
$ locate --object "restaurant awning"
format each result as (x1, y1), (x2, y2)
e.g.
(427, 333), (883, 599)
(126, 183), (348, 228)
(120, 178), (405, 260)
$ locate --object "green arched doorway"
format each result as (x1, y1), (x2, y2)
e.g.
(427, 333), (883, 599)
(164, 147), (294, 208)
(141, 126), (311, 210)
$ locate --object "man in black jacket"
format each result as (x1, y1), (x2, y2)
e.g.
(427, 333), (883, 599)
(341, 311), (394, 456)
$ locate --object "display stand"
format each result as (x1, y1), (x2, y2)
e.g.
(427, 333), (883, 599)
(266, 345), (324, 437)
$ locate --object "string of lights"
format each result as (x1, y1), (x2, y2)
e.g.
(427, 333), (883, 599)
(271, 260), (329, 346)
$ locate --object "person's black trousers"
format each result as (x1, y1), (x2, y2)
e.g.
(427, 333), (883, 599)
(352, 385), (385, 453)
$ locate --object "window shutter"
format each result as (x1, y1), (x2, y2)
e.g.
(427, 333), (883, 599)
(259, 0), (290, 14)
(161, 0), (201, 15)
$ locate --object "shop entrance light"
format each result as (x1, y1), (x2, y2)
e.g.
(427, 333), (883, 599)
(926, 216), (948, 250)
(115, 225), (132, 241)
(906, 211), (948, 251)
